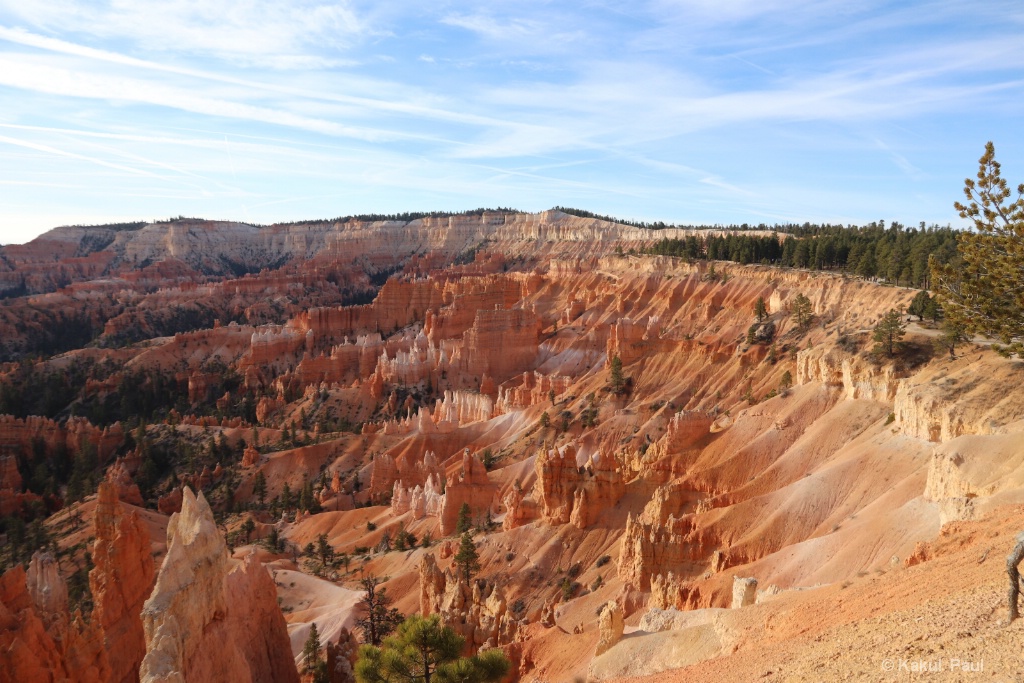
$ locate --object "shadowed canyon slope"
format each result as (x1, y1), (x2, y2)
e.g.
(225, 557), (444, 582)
(2, 210), (1023, 682)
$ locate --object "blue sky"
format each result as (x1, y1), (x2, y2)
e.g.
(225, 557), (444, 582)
(0, 1), (1022, 245)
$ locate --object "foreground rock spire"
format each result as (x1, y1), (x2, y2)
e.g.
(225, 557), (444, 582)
(140, 486), (298, 683)
(91, 481), (155, 683)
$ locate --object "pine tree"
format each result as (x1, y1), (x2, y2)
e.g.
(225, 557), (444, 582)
(355, 614), (509, 683)
(609, 355), (625, 394)
(354, 576), (403, 646)
(252, 471), (266, 508)
(908, 290), (932, 321)
(241, 518), (255, 543)
(754, 296), (768, 322)
(454, 532), (481, 584)
(934, 317), (970, 359)
(539, 411), (550, 428)
(791, 293), (813, 330)
(932, 142), (1024, 357)
(302, 622), (322, 673)
(316, 533), (334, 566)
(872, 309), (906, 356)
(456, 502), (472, 534)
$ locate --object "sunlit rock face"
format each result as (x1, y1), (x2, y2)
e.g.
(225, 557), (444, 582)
(140, 487), (298, 683)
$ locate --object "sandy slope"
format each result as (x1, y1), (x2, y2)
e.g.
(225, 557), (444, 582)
(605, 505), (1024, 683)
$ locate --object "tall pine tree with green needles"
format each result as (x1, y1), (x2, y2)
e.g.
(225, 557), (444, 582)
(932, 142), (1024, 357)
(303, 622), (322, 673)
(907, 290), (932, 321)
(872, 309), (906, 357)
(355, 614), (509, 683)
(791, 293), (813, 331)
(456, 502), (472, 535)
(252, 470), (266, 508)
(316, 533), (334, 565)
(609, 355), (625, 394)
(754, 296), (768, 322)
(281, 482), (292, 511)
(454, 532), (481, 584)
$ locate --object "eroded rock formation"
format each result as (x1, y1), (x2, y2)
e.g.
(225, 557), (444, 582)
(534, 443), (624, 529)
(0, 558), (109, 683)
(140, 487), (298, 683)
(438, 450), (498, 536)
(594, 601), (624, 657)
(91, 481), (155, 683)
(419, 553), (520, 652)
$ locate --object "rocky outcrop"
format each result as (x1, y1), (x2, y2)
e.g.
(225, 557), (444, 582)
(140, 487), (298, 683)
(731, 577), (757, 608)
(636, 411), (715, 481)
(796, 347), (902, 402)
(594, 601), (624, 657)
(570, 451), (626, 529)
(157, 487), (184, 515)
(495, 371), (573, 413)
(418, 553), (520, 651)
(103, 459), (144, 507)
(0, 454), (22, 492)
(0, 415), (125, 468)
(650, 572), (694, 611)
(894, 355), (1024, 443)
(438, 450), (499, 536)
(642, 482), (697, 527)
(391, 475), (444, 520)
(501, 483), (537, 531)
(225, 552), (301, 683)
(617, 513), (691, 591)
(0, 560), (109, 683)
(535, 444), (581, 525)
(534, 443), (624, 529)
(26, 551), (68, 621)
(324, 627), (359, 683)
(91, 481), (155, 683)
(433, 390), (494, 425)
(608, 317), (661, 366)
(924, 450), (975, 501)
(0, 482), (160, 683)
(241, 444), (260, 468)
(454, 308), (541, 385)
(371, 450), (444, 501)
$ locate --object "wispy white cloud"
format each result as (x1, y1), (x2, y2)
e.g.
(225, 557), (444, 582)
(0, 56), (448, 143)
(0, 0), (367, 67)
(442, 12), (545, 39)
(0, 133), (173, 179)
(0, 26), (535, 130)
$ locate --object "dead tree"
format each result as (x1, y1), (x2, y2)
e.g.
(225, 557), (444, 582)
(1007, 532), (1024, 622)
